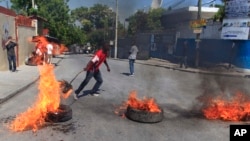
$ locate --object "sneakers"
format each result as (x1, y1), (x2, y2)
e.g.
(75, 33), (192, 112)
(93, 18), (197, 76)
(90, 92), (100, 96)
(129, 73), (134, 76)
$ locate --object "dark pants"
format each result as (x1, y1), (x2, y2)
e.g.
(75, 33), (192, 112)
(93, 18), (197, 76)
(75, 69), (103, 95)
(8, 55), (16, 71)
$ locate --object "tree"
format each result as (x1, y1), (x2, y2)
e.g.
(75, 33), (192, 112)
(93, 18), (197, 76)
(127, 8), (165, 35)
(71, 4), (115, 32)
(212, 3), (225, 22)
(210, 0), (225, 22)
(146, 8), (165, 31)
(127, 10), (148, 35)
(10, 0), (86, 46)
(71, 4), (116, 45)
(10, 0), (32, 15)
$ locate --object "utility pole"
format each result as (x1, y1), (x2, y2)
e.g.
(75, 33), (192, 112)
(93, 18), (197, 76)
(195, 0), (202, 68)
(31, 0), (38, 35)
(114, 0), (118, 59)
(32, 0), (35, 8)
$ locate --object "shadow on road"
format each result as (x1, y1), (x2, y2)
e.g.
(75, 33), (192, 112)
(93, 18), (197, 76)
(121, 72), (131, 76)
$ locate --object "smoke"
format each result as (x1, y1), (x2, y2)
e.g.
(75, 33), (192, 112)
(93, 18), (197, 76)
(69, 0), (148, 22)
(98, 0), (144, 22)
(195, 74), (250, 110)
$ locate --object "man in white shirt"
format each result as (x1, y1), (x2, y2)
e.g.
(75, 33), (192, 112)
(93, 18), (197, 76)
(46, 42), (53, 64)
(128, 41), (139, 76)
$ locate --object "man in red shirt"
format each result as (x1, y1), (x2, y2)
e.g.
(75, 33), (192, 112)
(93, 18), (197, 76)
(74, 42), (110, 99)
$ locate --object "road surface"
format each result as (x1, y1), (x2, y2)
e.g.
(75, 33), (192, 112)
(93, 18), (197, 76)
(0, 54), (250, 141)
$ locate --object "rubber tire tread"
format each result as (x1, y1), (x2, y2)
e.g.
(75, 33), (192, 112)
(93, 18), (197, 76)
(125, 106), (163, 123)
(45, 104), (72, 123)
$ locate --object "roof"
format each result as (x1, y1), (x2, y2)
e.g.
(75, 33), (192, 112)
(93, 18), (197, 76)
(0, 6), (16, 17)
(32, 35), (60, 44)
(29, 15), (47, 22)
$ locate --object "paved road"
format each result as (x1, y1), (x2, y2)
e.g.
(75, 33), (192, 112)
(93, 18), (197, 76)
(0, 54), (249, 141)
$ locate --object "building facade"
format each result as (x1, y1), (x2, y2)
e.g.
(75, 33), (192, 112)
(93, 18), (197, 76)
(0, 6), (36, 71)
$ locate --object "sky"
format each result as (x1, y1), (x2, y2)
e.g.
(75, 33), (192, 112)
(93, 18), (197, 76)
(68, 0), (222, 21)
(0, 0), (222, 22)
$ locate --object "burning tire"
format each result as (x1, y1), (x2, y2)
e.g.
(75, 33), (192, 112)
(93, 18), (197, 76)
(45, 104), (72, 123)
(25, 57), (37, 66)
(125, 106), (164, 123)
(59, 80), (73, 94)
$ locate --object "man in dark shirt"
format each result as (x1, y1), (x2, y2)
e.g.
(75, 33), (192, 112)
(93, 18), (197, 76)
(180, 41), (188, 68)
(5, 36), (17, 72)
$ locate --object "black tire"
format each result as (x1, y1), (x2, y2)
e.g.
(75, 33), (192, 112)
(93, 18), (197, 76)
(25, 59), (37, 66)
(45, 104), (72, 123)
(59, 80), (73, 94)
(125, 106), (164, 123)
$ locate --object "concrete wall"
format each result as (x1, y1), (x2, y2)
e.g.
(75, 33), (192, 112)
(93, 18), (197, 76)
(17, 26), (36, 66)
(176, 21), (222, 39)
(0, 7), (36, 71)
(0, 13), (16, 70)
(118, 34), (250, 69)
(172, 38), (250, 69)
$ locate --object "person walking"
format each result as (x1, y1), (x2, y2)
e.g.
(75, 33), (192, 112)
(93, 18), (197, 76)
(128, 41), (139, 76)
(46, 41), (53, 64)
(180, 40), (188, 68)
(74, 42), (110, 99)
(5, 36), (17, 72)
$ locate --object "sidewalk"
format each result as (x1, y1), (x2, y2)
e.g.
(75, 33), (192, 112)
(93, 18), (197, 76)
(1, 54), (250, 105)
(0, 55), (64, 104)
(135, 58), (250, 78)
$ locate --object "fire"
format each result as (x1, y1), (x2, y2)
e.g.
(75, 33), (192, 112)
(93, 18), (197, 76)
(115, 91), (161, 117)
(59, 44), (68, 54)
(9, 64), (70, 132)
(29, 36), (69, 65)
(201, 91), (250, 121)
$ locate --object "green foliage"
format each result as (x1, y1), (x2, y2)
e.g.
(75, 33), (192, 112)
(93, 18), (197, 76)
(127, 10), (148, 35)
(127, 8), (165, 35)
(10, 0), (86, 46)
(213, 4), (225, 22)
(11, 1), (166, 46)
(10, 0), (32, 15)
(147, 8), (165, 30)
(88, 30), (105, 47)
(70, 4), (116, 45)
(28, 8), (38, 15)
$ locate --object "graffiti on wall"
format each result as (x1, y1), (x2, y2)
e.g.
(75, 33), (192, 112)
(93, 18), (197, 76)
(2, 21), (10, 50)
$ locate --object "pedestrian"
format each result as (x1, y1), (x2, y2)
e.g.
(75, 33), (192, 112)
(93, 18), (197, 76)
(128, 41), (139, 76)
(46, 41), (53, 64)
(35, 41), (43, 56)
(180, 40), (188, 68)
(228, 41), (235, 69)
(5, 36), (18, 72)
(74, 42), (110, 99)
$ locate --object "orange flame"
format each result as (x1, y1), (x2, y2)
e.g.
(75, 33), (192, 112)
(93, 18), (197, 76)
(29, 36), (69, 65)
(115, 91), (161, 117)
(201, 91), (250, 121)
(127, 91), (161, 112)
(59, 44), (68, 54)
(61, 89), (73, 99)
(9, 64), (64, 132)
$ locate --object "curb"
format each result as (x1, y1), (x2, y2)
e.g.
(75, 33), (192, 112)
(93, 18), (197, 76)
(0, 56), (64, 105)
(0, 77), (40, 105)
(111, 58), (247, 78)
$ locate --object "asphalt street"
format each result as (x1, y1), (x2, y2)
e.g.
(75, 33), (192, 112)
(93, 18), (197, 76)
(0, 54), (250, 141)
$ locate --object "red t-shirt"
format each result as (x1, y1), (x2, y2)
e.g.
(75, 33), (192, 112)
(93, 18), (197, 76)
(89, 49), (107, 71)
